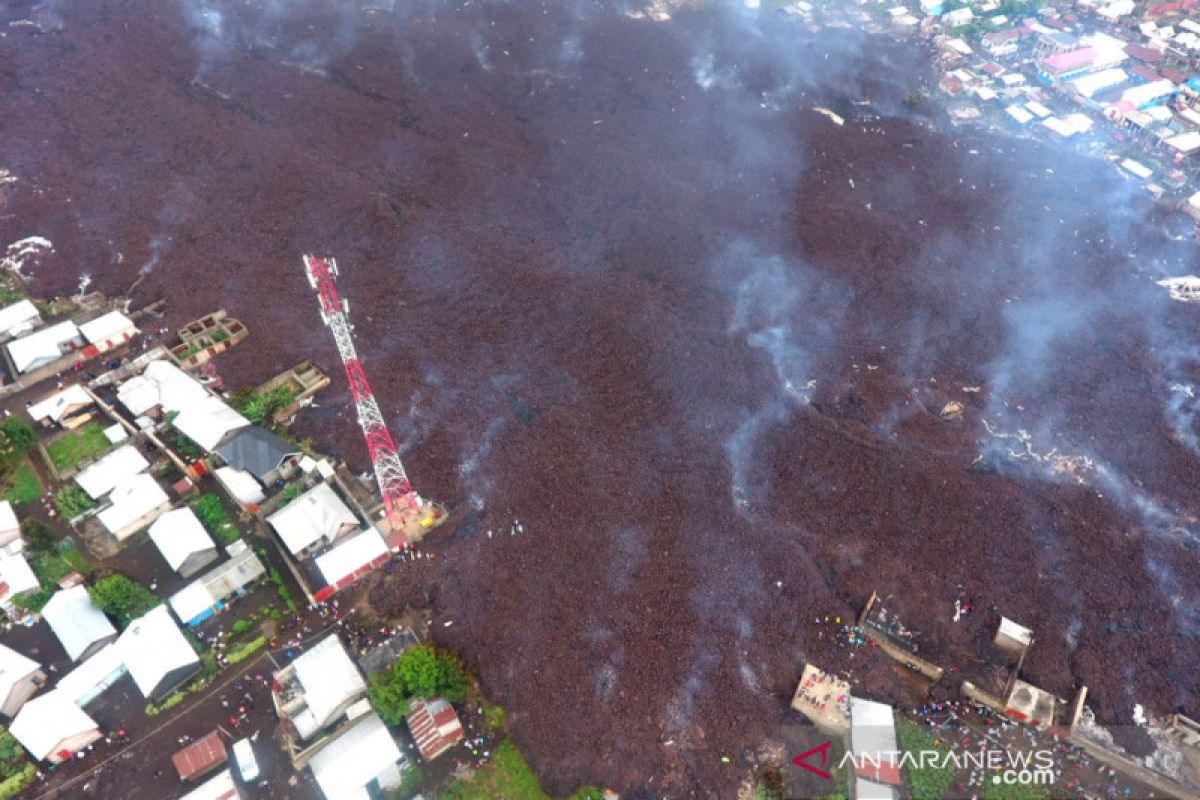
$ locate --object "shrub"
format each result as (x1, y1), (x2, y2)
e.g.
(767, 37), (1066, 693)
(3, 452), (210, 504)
(227, 636), (266, 665)
(53, 485), (97, 519)
(231, 619), (253, 636)
(0, 418), (34, 455)
(190, 494), (239, 544)
(20, 518), (57, 554)
(277, 482), (306, 507)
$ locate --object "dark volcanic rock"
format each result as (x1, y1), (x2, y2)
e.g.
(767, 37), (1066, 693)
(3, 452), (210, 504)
(2, 1), (1198, 796)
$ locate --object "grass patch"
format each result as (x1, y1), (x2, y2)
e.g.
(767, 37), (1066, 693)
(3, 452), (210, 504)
(441, 739), (551, 800)
(897, 717), (956, 800)
(0, 461), (41, 506)
(12, 540), (91, 613)
(189, 494), (240, 545)
(45, 424), (110, 472)
(90, 574), (160, 628)
(982, 779), (1050, 800)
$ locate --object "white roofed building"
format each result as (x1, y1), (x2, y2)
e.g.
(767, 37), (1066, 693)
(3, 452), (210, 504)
(41, 585), (118, 662)
(78, 311), (137, 353)
(267, 482), (360, 559)
(0, 299), (41, 342)
(315, 528), (389, 601)
(0, 644), (45, 717)
(179, 769), (240, 800)
(0, 501), (18, 548)
(97, 474), (171, 540)
(272, 634), (367, 741)
(213, 466), (265, 510)
(148, 508), (219, 578)
(9, 689), (101, 763)
(168, 540), (266, 627)
(54, 643), (127, 708)
(116, 605), (201, 702)
(74, 445), (149, 499)
(849, 697), (902, 799)
(117, 360), (210, 418)
(7, 320), (83, 374)
(173, 396), (250, 452)
(27, 384), (94, 429)
(0, 551), (39, 610)
(308, 712), (405, 800)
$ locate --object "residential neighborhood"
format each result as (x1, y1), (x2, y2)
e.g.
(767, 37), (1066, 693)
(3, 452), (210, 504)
(0, 281), (500, 800)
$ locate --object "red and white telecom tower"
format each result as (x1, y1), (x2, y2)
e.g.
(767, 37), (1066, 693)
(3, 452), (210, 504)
(303, 254), (441, 548)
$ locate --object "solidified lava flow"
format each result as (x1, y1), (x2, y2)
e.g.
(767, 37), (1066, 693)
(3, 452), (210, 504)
(2, 0), (1199, 795)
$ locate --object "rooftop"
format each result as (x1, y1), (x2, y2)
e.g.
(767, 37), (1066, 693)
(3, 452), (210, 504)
(116, 605), (201, 699)
(41, 585), (117, 661)
(147, 508), (217, 573)
(268, 482), (359, 556)
(309, 711), (404, 800)
(9, 689), (98, 761)
(75, 445), (149, 499)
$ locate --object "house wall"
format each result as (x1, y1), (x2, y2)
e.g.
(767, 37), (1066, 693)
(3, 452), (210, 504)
(1, 670), (46, 717)
(111, 500), (173, 542)
(178, 548), (220, 580)
(44, 728), (102, 764)
(76, 632), (119, 664)
(149, 661), (203, 704)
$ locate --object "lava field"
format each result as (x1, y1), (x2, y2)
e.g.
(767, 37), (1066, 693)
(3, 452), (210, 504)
(2, 0), (1199, 796)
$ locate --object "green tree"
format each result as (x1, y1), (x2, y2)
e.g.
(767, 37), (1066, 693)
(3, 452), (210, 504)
(0, 418), (34, 455)
(89, 574), (160, 627)
(20, 518), (57, 555)
(367, 669), (412, 725)
(395, 645), (468, 702)
(235, 387), (296, 426)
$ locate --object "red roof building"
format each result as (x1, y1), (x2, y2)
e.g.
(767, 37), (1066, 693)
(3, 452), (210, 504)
(171, 731), (228, 782)
(1126, 43), (1164, 63)
(406, 698), (464, 761)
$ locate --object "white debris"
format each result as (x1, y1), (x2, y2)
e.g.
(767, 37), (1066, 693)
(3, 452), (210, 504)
(1157, 276), (1200, 303)
(813, 107), (845, 126)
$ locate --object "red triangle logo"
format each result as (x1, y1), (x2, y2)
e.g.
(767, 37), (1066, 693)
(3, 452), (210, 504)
(792, 740), (833, 780)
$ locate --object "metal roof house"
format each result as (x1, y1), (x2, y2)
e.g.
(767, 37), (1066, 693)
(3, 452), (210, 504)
(0, 299), (41, 342)
(116, 605), (202, 703)
(314, 528), (390, 602)
(272, 635), (366, 741)
(215, 425), (300, 486)
(78, 310), (137, 353)
(147, 507), (219, 578)
(172, 730), (228, 782)
(97, 473), (171, 541)
(406, 698), (465, 761)
(27, 384), (95, 429)
(7, 320), (83, 374)
(0, 501), (17, 549)
(168, 540), (266, 627)
(75, 445), (150, 499)
(308, 711), (406, 800)
(0, 550), (40, 611)
(41, 585), (118, 662)
(267, 482), (360, 559)
(9, 689), (101, 764)
(54, 643), (127, 708)
(849, 697), (902, 800)
(0, 644), (46, 717)
(178, 768), (240, 800)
